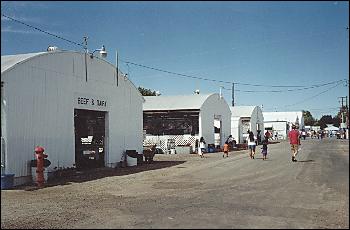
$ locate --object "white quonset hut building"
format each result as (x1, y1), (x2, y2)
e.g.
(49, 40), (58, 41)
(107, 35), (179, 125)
(230, 106), (264, 144)
(1, 50), (144, 186)
(263, 111), (304, 140)
(143, 93), (231, 153)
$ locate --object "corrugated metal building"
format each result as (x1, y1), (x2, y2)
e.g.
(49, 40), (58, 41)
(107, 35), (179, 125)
(263, 111), (304, 139)
(230, 106), (264, 143)
(1, 50), (144, 186)
(143, 93), (231, 153)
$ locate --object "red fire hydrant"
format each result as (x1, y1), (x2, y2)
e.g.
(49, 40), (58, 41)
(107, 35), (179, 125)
(34, 146), (48, 187)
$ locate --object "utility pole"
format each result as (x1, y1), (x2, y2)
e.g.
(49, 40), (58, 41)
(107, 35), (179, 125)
(338, 96), (349, 139)
(83, 36), (88, 82)
(339, 96), (347, 127)
(232, 82), (234, 106)
(345, 96), (349, 131)
(116, 50), (119, 86)
(346, 96), (349, 129)
(83, 36), (88, 53)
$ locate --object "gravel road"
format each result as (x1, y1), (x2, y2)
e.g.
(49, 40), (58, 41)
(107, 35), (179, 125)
(1, 138), (349, 229)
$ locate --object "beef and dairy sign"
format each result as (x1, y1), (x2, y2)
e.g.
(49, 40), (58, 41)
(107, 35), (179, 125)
(74, 93), (108, 111)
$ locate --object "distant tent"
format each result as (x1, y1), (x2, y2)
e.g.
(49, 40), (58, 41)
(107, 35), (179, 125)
(324, 125), (339, 131)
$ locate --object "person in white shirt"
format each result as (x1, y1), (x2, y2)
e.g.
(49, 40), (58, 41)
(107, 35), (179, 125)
(246, 131), (257, 159)
(199, 137), (207, 157)
(301, 129), (306, 140)
(198, 137), (206, 158)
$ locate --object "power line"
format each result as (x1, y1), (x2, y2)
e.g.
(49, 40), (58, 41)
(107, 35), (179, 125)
(235, 80), (345, 88)
(222, 79), (345, 93)
(2, 13), (84, 48)
(121, 60), (232, 84)
(121, 59), (346, 89)
(283, 81), (344, 108)
(2, 12), (347, 94)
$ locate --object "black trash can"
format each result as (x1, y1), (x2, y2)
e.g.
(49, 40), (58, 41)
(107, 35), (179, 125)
(137, 154), (144, 165)
(1, 174), (15, 190)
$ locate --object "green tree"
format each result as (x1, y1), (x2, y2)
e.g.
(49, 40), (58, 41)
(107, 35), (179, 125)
(316, 115), (333, 129)
(302, 110), (316, 126)
(138, 87), (158, 96)
(332, 112), (342, 127)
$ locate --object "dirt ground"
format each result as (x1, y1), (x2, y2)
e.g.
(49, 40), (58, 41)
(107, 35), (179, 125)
(1, 139), (349, 229)
(1, 152), (224, 229)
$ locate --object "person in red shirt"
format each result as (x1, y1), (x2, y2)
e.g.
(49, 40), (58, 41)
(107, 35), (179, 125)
(288, 124), (301, 162)
(264, 130), (270, 142)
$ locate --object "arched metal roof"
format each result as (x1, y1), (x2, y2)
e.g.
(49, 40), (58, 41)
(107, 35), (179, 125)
(230, 106), (257, 117)
(1, 52), (46, 73)
(143, 94), (217, 111)
(2, 50), (117, 74)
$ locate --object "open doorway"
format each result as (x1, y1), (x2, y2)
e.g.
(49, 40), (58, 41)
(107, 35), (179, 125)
(214, 118), (222, 149)
(74, 109), (106, 170)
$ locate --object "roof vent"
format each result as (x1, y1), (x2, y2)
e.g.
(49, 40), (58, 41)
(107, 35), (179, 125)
(47, 46), (58, 52)
(194, 89), (200, 94)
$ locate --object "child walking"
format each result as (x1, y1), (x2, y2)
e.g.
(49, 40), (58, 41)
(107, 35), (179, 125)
(261, 139), (268, 160)
(223, 141), (229, 158)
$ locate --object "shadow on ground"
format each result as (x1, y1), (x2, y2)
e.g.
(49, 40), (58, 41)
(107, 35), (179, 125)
(296, 159), (315, 163)
(14, 160), (186, 191)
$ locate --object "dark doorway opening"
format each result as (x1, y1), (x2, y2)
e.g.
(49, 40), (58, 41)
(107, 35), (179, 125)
(74, 109), (105, 170)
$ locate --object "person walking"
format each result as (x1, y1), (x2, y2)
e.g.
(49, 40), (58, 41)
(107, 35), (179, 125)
(301, 129), (306, 140)
(198, 145), (203, 158)
(257, 130), (262, 145)
(199, 137), (206, 158)
(195, 139), (202, 158)
(226, 135), (236, 150)
(261, 139), (268, 160)
(246, 131), (257, 159)
(288, 124), (300, 162)
(264, 130), (270, 142)
(223, 141), (229, 158)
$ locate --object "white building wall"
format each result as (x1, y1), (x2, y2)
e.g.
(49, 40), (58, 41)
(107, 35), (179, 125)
(231, 117), (240, 143)
(230, 106), (264, 143)
(246, 107), (264, 137)
(263, 111), (304, 131)
(255, 107), (265, 133)
(200, 94), (231, 147)
(264, 121), (288, 139)
(1, 52), (143, 185)
(143, 94), (231, 150)
(250, 115), (258, 134)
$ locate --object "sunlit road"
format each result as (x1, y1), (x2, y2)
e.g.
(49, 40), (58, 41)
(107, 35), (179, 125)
(124, 138), (349, 229)
(1, 138), (349, 229)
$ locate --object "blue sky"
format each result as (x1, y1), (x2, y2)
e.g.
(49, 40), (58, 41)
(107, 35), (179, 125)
(1, 1), (349, 119)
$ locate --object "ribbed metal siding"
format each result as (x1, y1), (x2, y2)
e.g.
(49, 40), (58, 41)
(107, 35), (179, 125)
(200, 94), (231, 147)
(2, 52), (143, 179)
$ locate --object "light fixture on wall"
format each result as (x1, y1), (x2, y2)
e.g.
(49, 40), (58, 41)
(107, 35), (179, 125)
(82, 36), (107, 59)
(90, 45), (107, 59)
(47, 46), (59, 52)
